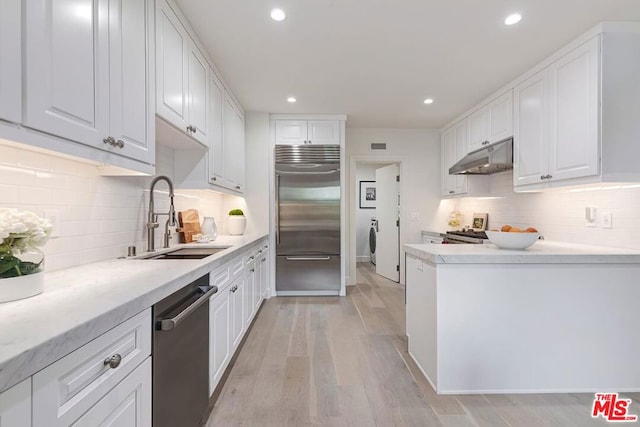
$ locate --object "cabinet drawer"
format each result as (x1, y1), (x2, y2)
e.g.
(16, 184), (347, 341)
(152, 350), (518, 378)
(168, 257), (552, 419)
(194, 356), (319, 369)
(210, 263), (230, 290)
(33, 309), (151, 427)
(229, 254), (245, 280)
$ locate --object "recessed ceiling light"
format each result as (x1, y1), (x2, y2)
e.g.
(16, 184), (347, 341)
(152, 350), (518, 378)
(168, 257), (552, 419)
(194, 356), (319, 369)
(423, 98), (434, 105)
(287, 97), (297, 103)
(270, 8), (286, 21)
(504, 13), (522, 26)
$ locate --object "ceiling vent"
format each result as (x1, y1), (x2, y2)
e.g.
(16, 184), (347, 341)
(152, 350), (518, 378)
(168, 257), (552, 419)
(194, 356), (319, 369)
(370, 143), (387, 151)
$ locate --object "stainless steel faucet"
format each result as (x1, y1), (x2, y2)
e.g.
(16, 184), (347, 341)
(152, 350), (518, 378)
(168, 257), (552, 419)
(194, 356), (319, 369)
(146, 176), (176, 252)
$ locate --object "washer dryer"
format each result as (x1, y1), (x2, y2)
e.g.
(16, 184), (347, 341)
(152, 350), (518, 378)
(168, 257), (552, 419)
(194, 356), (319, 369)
(369, 218), (378, 265)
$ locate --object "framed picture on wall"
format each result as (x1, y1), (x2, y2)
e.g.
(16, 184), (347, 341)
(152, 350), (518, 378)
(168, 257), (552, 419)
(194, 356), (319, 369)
(359, 181), (376, 209)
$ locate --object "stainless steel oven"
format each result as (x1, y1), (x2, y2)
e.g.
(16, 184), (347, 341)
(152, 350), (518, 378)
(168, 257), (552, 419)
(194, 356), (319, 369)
(152, 274), (218, 427)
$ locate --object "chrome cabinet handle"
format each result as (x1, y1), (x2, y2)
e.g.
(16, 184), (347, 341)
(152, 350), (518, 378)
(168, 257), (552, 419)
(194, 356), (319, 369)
(449, 190), (454, 194)
(250, 268), (255, 272)
(261, 258), (266, 262)
(104, 354), (122, 369)
(231, 285), (238, 293)
(249, 255), (255, 260)
(103, 136), (116, 146)
(116, 139), (124, 148)
(546, 174), (552, 179)
(540, 175), (545, 180)
(211, 177), (217, 181)
(235, 185), (241, 190)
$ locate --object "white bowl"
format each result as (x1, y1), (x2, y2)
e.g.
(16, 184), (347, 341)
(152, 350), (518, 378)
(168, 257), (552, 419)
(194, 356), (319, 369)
(485, 230), (540, 250)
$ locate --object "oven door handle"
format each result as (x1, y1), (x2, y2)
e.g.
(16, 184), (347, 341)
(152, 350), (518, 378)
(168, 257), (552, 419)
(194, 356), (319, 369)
(157, 285), (218, 331)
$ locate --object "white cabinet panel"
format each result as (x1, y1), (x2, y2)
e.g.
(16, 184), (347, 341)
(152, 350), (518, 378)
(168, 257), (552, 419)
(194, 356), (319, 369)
(209, 290), (231, 395)
(307, 120), (340, 144)
(156, 0), (188, 131)
(187, 43), (208, 144)
(514, 70), (549, 186)
(230, 276), (245, 351)
(71, 358), (151, 427)
(108, 0), (154, 164)
(33, 309), (151, 427)
(275, 120), (341, 145)
(0, 379), (31, 427)
(467, 91), (513, 152)
(275, 120), (307, 145)
(0, 0), (21, 124)
(441, 120), (468, 196)
(223, 94), (245, 192)
(208, 71), (225, 186)
(24, 0), (108, 145)
(548, 38), (599, 182)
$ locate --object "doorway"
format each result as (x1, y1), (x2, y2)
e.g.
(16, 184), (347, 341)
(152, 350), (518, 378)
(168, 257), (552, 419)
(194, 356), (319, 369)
(353, 161), (401, 283)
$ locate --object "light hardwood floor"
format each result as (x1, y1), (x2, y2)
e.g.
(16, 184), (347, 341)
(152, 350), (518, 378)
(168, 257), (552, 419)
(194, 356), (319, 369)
(207, 262), (640, 426)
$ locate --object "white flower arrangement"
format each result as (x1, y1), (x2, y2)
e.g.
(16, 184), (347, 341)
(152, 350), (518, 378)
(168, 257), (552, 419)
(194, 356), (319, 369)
(0, 209), (52, 278)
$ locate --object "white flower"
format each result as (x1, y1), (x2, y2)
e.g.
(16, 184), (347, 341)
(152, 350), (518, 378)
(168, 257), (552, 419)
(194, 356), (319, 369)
(0, 209), (53, 252)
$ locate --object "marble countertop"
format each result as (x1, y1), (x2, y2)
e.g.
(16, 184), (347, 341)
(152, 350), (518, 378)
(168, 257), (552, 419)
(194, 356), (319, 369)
(0, 234), (267, 393)
(404, 240), (640, 264)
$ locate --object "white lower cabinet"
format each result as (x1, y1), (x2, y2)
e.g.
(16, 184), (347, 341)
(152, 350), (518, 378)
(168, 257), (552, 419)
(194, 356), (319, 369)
(209, 286), (231, 396)
(230, 275), (245, 352)
(33, 309), (152, 427)
(0, 379), (31, 427)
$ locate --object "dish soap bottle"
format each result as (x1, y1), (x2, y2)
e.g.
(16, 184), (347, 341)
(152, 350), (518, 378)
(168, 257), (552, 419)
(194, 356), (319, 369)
(200, 217), (217, 241)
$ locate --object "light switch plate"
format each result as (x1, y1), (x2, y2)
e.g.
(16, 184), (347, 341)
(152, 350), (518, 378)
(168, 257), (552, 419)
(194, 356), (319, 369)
(601, 212), (612, 228)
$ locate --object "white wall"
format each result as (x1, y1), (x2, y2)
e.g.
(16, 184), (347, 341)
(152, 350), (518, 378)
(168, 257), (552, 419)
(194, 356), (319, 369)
(453, 173), (640, 250)
(346, 128), (443, 284)
(355, 164), (378, 261)
(0, 141), (245, 272)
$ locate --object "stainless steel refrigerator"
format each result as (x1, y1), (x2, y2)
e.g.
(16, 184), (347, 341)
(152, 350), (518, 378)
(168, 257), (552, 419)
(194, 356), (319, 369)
(275, 144), (341, 295)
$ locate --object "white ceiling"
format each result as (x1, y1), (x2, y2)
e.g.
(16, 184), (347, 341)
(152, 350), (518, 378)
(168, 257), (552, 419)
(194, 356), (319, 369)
(175, 0), (640, 128)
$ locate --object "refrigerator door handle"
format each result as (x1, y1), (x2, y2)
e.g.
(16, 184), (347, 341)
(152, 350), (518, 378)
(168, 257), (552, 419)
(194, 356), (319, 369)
(285, 256), (331, 261)
(276, 174), (281, 245)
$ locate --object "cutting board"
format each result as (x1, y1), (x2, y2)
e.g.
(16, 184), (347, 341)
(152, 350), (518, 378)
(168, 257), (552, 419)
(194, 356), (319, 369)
(178, 209), (201, 243)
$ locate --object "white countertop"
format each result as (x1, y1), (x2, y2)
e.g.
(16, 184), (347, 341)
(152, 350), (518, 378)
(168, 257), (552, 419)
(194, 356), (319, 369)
(0, 234), (267, 393)
(404, 240), (640, 264)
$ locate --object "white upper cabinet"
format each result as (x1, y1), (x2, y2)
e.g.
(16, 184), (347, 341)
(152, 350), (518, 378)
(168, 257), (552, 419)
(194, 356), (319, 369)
(514, 37), (599, 188)
(222, 94), (245, 192)
(0, 0), (21, 124)
(547, 38), (599, 182)
(156, 0), (208, 143)
(23, 0), (154, 166)
(275, 120), (341, 145)
(514, 70), (549, 186)
(467, 91), (513, 152)
(208, 70), (225, 186)
(441, 120), (468, 196)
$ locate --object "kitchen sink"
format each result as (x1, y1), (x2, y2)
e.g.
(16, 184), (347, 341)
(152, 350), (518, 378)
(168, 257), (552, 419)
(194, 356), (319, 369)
(140, 247), (230, 260)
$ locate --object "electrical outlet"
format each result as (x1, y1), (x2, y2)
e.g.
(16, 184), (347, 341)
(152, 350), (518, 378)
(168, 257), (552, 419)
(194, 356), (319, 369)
(601, 212), (612, 229)
(43, 210), (60, 237)
(410, 212), (420, 221)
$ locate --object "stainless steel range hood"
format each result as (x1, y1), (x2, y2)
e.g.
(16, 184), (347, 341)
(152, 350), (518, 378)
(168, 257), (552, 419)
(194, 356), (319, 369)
(449, 138), (513, 175)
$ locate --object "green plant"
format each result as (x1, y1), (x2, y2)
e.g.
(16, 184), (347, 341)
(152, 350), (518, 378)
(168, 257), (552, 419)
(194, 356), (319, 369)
(228, 209), (244, 216)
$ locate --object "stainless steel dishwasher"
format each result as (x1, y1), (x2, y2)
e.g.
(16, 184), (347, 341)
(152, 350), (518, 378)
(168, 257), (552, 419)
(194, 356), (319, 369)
(153, 274), (217, 427)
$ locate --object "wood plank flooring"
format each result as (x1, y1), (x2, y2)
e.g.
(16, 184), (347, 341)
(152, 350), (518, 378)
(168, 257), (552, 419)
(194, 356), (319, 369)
(207, 262), (640, 426)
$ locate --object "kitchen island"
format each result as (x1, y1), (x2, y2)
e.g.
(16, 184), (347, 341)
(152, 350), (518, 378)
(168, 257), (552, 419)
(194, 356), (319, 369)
(404, 241), (640, 394)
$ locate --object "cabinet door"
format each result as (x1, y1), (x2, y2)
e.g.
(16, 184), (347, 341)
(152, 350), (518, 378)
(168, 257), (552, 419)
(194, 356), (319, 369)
(209, 291), (230, 395)
(0, 379), (31, 427)
(223, 94), (245, 192)
(548, 37), (599, 182)
(259, 249), (269, 298)
(307, 120), (340, 144)
(244, 266), (256, 325)
(208, 70), (225, 186)
(230, 277), (245, 351)
(275, 120), (308, 145)
(468, 107), (490, 152)
(488, 91), (513, 144)
(71, 358), (151, 427)
(514, 70), (549, 186)
(187, 41), (208, 144)
(108, 0), (154, 164)
(0, 0), (21, 124)
(24, 0), (109, 146)
(156, 0), (189, 131)
(441, 121), (468, 196)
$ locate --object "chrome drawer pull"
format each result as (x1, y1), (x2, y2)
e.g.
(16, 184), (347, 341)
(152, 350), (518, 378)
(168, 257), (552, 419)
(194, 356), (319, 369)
(104, 354), (122, 369)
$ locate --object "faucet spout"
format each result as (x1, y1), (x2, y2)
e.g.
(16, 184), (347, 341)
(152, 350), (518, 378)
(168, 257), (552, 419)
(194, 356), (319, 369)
(147, 176), (176, 252)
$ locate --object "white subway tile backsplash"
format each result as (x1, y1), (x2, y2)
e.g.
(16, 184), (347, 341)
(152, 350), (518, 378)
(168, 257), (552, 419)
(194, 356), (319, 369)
(453, 173), (640, 250)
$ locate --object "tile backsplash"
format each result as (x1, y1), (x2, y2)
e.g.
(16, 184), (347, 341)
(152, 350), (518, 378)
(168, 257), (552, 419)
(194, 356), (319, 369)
(451, 173), (640, 250)
(0, 141), (245, 271)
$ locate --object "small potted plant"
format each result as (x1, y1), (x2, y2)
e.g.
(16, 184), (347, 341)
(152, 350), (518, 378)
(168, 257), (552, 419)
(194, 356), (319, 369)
(0, 209), (52, 302)
(227, 209), (246, 235)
